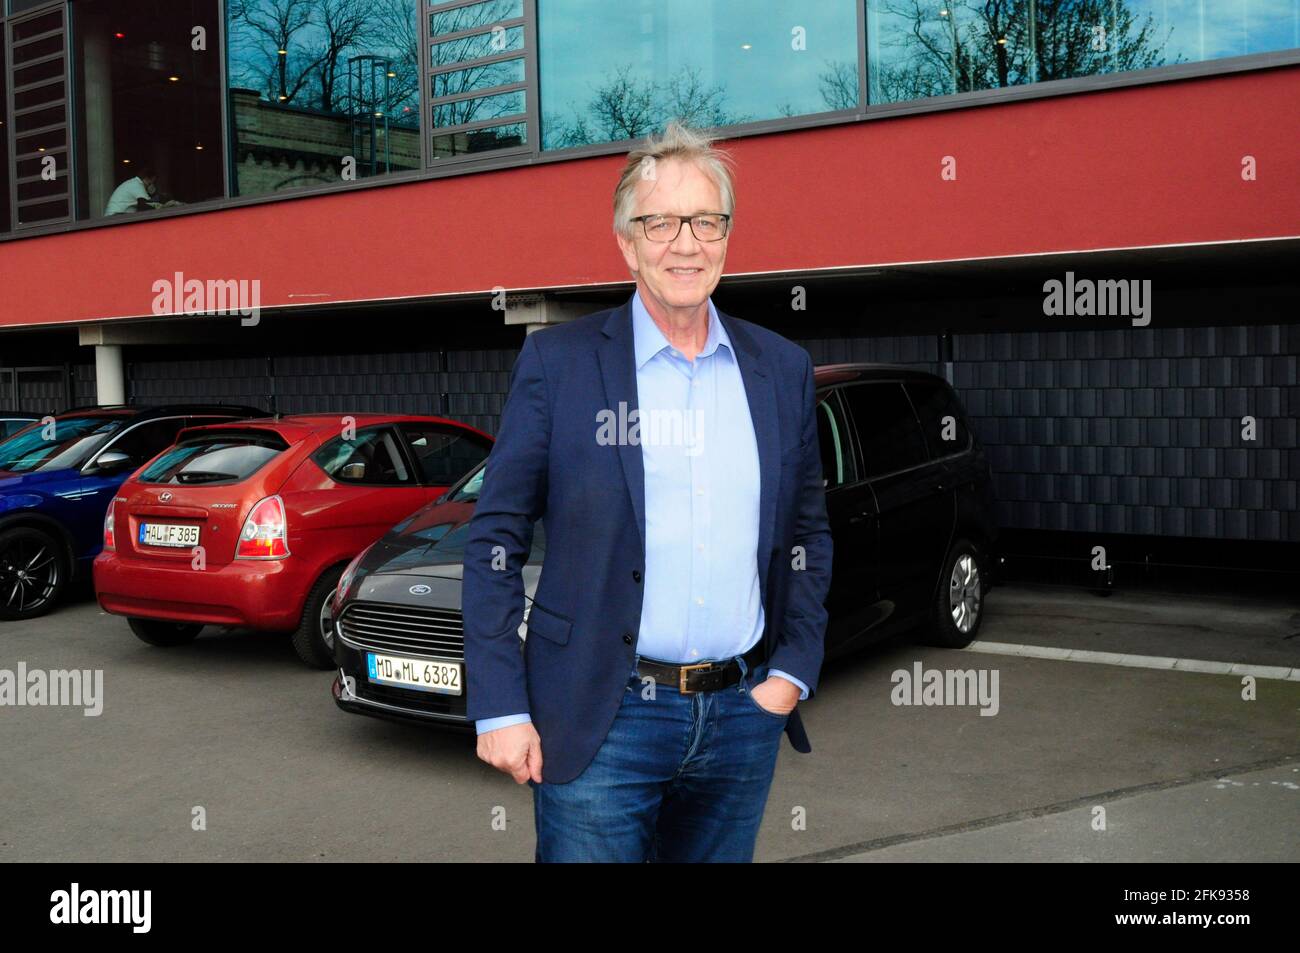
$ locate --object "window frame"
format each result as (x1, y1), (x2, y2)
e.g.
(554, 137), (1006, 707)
(814, 387), (859, 492)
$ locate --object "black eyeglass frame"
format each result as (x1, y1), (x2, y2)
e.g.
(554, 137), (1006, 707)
(628, 213), (732, 243)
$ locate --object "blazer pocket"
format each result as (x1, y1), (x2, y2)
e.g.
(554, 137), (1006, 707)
(524, 603), (572, 645)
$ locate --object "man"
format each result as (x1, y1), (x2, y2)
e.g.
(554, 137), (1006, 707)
(104, 166), (176, 216)
(463, 121), (832, 863)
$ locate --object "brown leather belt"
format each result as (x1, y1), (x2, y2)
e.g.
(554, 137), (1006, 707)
(635, 643), (766, 694)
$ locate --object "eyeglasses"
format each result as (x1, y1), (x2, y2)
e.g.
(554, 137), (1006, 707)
(630, 213), (731, 243)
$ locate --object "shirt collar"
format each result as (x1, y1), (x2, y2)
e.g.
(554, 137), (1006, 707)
(631, 289), (731, 370)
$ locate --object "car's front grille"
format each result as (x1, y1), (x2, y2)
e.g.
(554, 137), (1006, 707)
(338, 602), (465, 660)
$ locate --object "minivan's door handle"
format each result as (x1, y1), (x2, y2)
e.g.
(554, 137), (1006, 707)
(848, 511), (872, 525)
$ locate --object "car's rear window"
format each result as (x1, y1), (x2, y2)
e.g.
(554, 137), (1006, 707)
(138, 431), (289, 485)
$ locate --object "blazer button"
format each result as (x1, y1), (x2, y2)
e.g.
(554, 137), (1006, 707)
(632, 570), (642, 583)
(622, 633), (633, 644)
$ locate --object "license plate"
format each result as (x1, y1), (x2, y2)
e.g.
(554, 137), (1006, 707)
(367, 652), (462, 695)
(138, 522), (200, 548)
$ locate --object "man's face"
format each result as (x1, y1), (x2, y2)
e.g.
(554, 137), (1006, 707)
(616, 158), (729, 314)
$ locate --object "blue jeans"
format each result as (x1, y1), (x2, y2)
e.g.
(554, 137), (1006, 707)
(529, 655), (789, 862)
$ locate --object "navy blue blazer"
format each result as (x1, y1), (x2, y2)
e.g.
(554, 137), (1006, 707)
(462, 297), (833, 783)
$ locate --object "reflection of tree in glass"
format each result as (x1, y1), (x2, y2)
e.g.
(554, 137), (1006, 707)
(873, 0), (1178, 102)
(818, 60), (860, 111)
(427, 0), (525, 129)
(543, 66), (750, 148)
(229, 0), (418, 123)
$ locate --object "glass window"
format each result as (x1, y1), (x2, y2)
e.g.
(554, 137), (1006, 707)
(0, 414), (124, 472)
(0, 41), (10, 233)
(866, 0), (1300, 105)
(841, 382), (928, 478)
(538, 1), (861, 150)
(431, 0), (523, 36)
(226, 0), (421, 197)
(398, 422), (491, 486)
(905, 379), (971, 458)
(70, 0), (224, 221)
(428, 0), (528, 160)
(430, 87), (524, 126)
(8, 6), (70, 225)
(138, 431), (288, 485)
(312, 427), (413, 485)
(431, 57), (525, 97)
(0, 420), (35, 438)
(816, 390), (857, 488)
(98, 418), (189, 469)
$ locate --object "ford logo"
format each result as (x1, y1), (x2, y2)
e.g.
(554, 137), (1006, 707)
(409, 584), (432, 595)
(159, 492), (173, 502)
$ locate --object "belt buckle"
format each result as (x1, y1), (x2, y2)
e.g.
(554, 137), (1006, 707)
(678, 662), (712, 693)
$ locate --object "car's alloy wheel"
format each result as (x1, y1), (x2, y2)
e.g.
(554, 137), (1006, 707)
(0, 527), (66, 621)
(948, 553), (982, 634)
(318, 597), (336, 650)
(915, 537), (986, 649)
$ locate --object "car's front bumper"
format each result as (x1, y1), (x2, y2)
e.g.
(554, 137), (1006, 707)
(332, 630), (472, 729)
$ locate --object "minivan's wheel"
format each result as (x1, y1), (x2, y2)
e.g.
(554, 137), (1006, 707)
(0, 526), (67, 621)
(128, 617), (204, 646)
(916, 537), (985, 649)
(291, 565), (345, 669)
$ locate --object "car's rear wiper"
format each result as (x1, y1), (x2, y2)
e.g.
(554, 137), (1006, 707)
(175, 471), (240, 484)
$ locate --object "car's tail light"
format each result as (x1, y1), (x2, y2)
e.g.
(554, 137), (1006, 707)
(236, 495), (290, 559)
(103, 500), (116, 551)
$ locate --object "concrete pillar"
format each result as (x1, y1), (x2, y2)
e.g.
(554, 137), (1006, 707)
(83, 27), (115, 218)
(502, 294), (595, 335)
(94, 345), (125, 406)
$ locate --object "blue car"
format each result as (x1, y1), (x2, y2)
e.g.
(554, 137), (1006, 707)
(0, 404), (264, 620)
(0, 412), (42, 439)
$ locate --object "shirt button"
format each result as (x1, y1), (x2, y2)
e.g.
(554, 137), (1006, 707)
(696, 544), (705, 552)
(695, 597), (704, 606)
(696, 488), (704, 496)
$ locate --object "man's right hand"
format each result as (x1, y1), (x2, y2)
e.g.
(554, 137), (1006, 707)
(476, 722), (543, 784)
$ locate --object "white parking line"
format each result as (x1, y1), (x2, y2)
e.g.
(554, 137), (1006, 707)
(963, 641), (1300, 681)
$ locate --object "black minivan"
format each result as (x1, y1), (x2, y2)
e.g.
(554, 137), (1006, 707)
(331, 363), (997, 727)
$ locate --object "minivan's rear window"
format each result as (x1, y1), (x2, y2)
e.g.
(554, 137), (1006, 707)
(138, 432), (289, 485)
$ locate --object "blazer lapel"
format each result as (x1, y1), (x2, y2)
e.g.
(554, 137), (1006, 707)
(597, 300), (646, 556)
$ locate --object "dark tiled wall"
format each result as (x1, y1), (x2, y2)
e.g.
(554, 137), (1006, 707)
(803, 325), (1299, 543)
(124, 324), (1298, 542)
(129, 349), (518, 436)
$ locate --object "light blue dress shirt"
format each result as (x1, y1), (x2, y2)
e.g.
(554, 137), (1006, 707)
(476, 292), (808, 734)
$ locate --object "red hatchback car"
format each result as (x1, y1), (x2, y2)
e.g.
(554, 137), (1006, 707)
(94, 414), (492, 667)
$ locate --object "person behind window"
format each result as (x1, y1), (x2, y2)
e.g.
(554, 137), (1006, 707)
(103, 165), (181, 216)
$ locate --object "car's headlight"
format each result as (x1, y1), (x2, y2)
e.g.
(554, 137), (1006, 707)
(336, 544), (373, 605)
